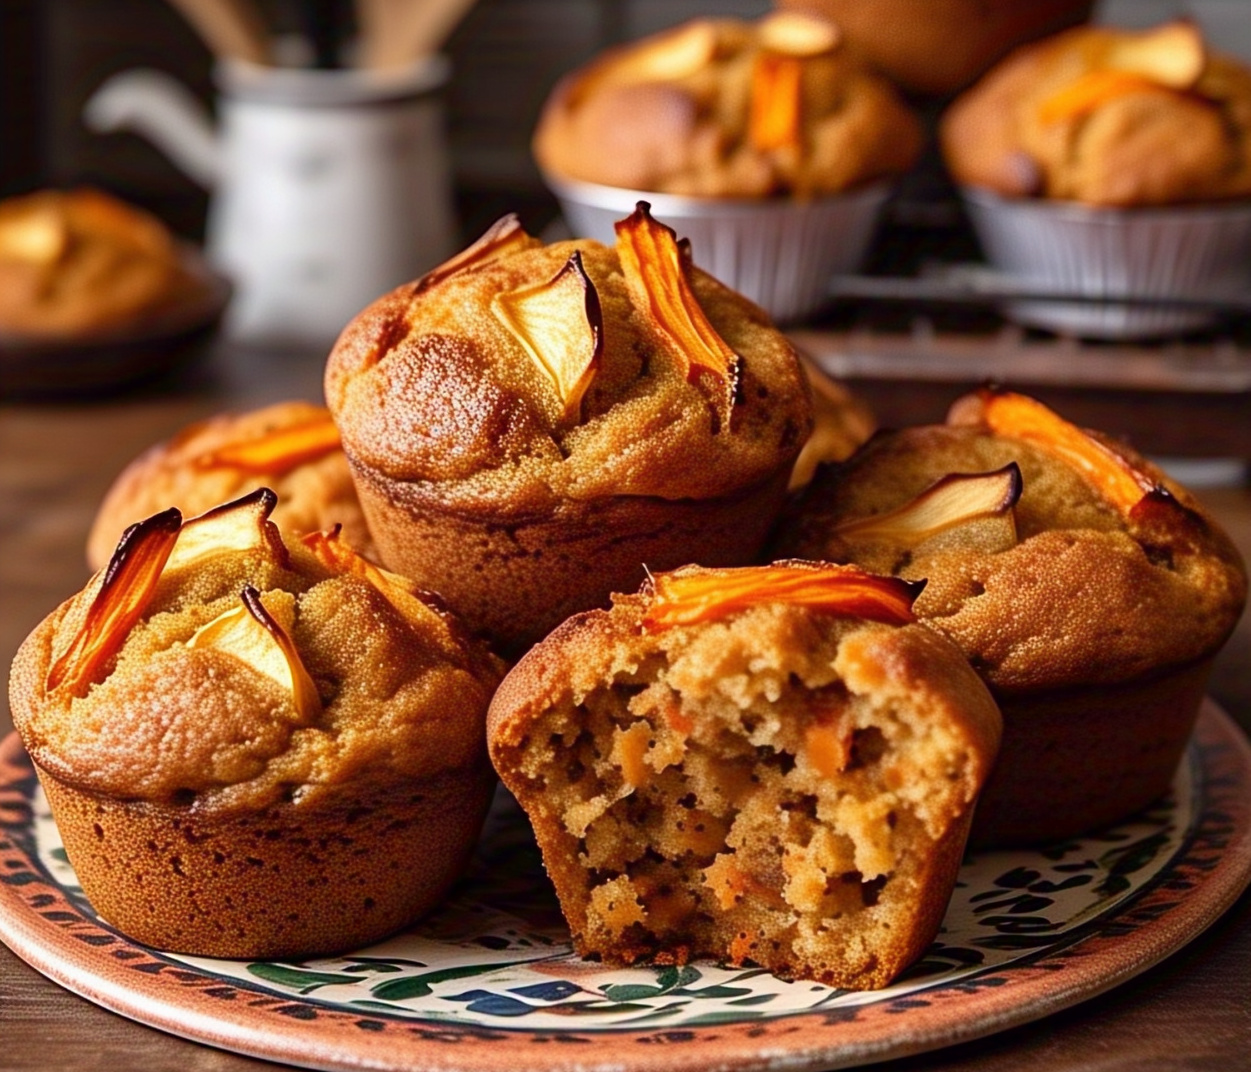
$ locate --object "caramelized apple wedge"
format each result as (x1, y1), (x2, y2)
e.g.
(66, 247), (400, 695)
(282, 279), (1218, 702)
(415, 214), (539, 294)
(608, 19), (718, 86)
(749, 52), (804, 152)
(948, 389), (1157, 513)
(0, 204), (67, 265)
(166, 488), (289, 573)
(188, 586), (321, 722)
(643, 562), (924, 630)
(492, 250), (603, 424)
(758, 11), (840, 57)
(46, 508), (183, 697)
(615, 204), (739, 429)
(192, 410), (341, 474)
(833, 465), (1023, 551)
(1102, 20), (1205, 89)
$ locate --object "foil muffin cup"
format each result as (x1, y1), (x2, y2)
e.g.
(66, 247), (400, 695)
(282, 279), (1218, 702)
(962, 188), (1251, 339)
(546, 174), (890, 325)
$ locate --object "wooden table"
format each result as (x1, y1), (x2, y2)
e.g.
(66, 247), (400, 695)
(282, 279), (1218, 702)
(2, 338), (1249, 1071)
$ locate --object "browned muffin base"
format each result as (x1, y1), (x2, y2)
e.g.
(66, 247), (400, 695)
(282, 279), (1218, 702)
(41, 767), (496, 959)
(971, 657), (1212, 847)
(355, 465), (792, 653)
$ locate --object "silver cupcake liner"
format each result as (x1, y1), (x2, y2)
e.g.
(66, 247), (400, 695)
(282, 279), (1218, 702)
(546, 174), (889, 325)
(962, 188), (1251, 339)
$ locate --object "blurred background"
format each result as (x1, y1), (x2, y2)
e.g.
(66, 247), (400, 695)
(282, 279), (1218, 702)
(6, 0), (1251, 247)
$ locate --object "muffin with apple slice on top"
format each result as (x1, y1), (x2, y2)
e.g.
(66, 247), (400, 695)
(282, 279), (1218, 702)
(778, 388), (1248, 846)
(10, 488), (502, 958)
(488, 562), (1001, 989)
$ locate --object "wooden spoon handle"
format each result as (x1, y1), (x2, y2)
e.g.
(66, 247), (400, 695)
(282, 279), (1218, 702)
(165, 0), (271, 64)
(359, 0), (478, 69)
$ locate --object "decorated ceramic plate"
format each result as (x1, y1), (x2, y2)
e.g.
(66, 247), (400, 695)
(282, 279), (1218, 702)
(2, 700), (1250, 1072)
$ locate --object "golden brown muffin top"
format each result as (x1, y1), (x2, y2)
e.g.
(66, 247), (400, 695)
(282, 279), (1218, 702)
(86, 401), (375, 571)
(488, 562), (1002, 792)
(941, 21), (1251, 206)
(532, 13), (923, 197)
(325, 209), (812, 511)
(0, 188), (201, 337)
(11, 490), (502, 813)
(778, 389), (1249, 693)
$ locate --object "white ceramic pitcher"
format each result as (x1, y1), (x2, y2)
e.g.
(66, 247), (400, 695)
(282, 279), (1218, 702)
(84, 57), (458, 346)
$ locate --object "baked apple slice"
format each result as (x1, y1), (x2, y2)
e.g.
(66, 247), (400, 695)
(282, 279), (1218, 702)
(188, 585), (322, 721)
(615, 203), (739, 429)
(492, 250), (603, 425)
(833, 464), (1022, 554)
(415, 213), (540, 294)
(643, 562), (923, 630)
(191, 409), (341, 474)
(758, 11), (840, 57)
(166, 487), (289, 573)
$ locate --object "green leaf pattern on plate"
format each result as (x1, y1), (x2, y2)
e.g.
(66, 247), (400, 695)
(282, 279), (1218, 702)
(30, 750), (1196, 1032)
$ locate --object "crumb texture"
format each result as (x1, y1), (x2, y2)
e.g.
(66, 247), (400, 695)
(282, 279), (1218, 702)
(489, 600), (999, 989)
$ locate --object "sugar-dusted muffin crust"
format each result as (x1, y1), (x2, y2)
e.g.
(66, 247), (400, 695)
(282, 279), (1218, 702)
(10, 489), (502, 957)
(488, 564), (1001, 988)
(326, 209), (812, 651)
(778, 389), (1248, 845)
(86, 400), (374, 570)
(533, 13), (922, 198)
(0, 187), (202, 337)
(941, 21), (1251, 206)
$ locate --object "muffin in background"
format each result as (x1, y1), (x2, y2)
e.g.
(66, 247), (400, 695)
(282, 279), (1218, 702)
(325, 207), (812, 653)
(941, 21), (1251, 336)
(86, 400), (374, 571)
(777, 388), (1248, 846)
(0, 188), (204, 339)
(488, 562), (1001, 989)
(11, 489), (502, 958)
(778, 0), (1093, 98)
(534, 12), (922, 322)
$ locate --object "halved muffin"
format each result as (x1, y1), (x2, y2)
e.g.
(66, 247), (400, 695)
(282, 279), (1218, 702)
(325, 206), (812, 652)
(86, 400), (373, 570)
(488, 563), (1001, 988)
(778, 388), (1248, 846)
(10, 489), (501, 958)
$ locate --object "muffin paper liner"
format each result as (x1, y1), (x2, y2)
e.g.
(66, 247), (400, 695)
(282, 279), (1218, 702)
(962, 188), (1251, 339)
(546, 174), (889, 324)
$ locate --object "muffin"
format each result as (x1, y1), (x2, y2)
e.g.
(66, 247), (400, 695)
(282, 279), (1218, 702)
(940, 21), (1251, 336)
(0, 187), (203, 338)
(325, 206), (813, 653)
(86, 400), (374, 570)
(488, 562), (1001, 989)
(9, 489), (502, 958)
(778, 388), (1248, 846)
(533, 12), (923, 322)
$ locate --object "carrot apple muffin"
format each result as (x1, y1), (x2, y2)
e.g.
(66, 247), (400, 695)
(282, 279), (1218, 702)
(941, 20), (1251, 206)
(325, 207), (812, 651)
(86, 400), (374, 570)
(488, 563), (1001, 988)
(779, 389), (1248, 846)
(533, 12), (922, 198)
(0, 187), (202, 337)
(10, 490), (502, 958)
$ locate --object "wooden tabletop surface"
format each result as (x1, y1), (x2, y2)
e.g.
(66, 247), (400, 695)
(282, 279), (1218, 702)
(1, 338), (1249, 1071)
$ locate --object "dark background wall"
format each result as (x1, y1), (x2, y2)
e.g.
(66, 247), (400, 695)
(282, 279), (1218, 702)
(0, 0), (767, 242)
